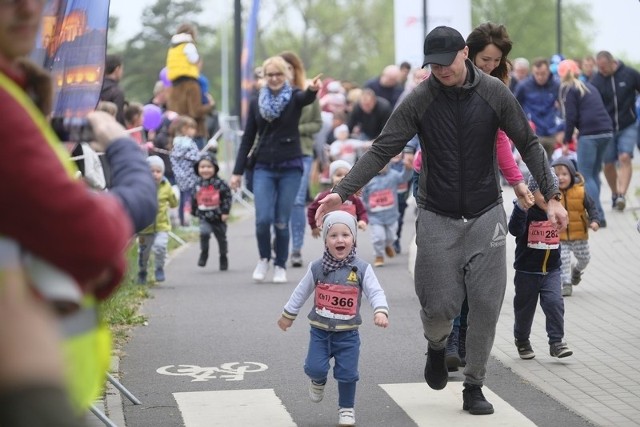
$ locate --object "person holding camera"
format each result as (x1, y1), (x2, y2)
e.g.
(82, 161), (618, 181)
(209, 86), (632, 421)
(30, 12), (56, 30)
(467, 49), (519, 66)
(0, 0), (157, 423)
(229, 56), (322, 284)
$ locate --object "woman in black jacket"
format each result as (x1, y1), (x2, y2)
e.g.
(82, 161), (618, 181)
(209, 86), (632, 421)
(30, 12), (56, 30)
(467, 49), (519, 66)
(230, 56), (321, 284)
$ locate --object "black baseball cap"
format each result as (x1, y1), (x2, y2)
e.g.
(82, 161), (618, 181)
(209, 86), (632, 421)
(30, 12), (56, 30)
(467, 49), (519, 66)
(422, 26), (466, 67)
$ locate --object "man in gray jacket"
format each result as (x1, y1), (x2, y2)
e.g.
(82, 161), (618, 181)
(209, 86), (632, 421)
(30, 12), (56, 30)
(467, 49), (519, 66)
(316, 26), (567, 415)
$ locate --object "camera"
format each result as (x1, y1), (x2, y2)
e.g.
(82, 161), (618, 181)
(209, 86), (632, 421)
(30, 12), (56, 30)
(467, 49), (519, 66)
(51, 117), (94, 143)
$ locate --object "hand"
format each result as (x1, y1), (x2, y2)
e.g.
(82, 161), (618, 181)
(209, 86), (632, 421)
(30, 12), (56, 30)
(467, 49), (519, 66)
(357, 220), (368, 231)
(374, 312), (389, 328)
(513, 182), (535, 209)
(308, 74), (323, 92)
(0, 270), (66, 389)
(87, 110), (129, 153)
(590, 221), (599, 232)
(221, 214), (229, 222)
(230, 174), (242, 191)
(561, 144), (570, 156)
(314, 193), (343, 228)
(311, 228), (321, 238)
(546, 198), (568, 231)
(277, 316), (293, 331)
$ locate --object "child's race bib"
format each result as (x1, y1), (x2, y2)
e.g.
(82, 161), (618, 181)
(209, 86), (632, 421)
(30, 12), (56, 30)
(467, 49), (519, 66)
(527, 220), (560, 249)
(196, 185), (220, 210)
(339, 202), (357, 217)
(368, 188), (395, 212)
(314, 282), (358, 320)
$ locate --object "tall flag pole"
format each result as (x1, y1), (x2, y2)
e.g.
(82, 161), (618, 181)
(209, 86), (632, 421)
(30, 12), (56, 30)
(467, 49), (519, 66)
(240, 0), (260, 127)
(32, 0), (111, 118)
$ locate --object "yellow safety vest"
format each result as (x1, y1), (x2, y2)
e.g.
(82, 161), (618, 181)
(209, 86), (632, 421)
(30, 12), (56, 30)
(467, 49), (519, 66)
(0, 70), (111, 413)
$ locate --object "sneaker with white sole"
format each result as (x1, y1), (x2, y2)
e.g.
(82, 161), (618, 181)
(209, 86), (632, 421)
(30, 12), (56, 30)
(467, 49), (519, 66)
(252, 259), (269, 282)
(273, 266), (287, 283)
(309, 380), (325, 403)
(550, 341), (573, 358)
(338, 408), (355, 426)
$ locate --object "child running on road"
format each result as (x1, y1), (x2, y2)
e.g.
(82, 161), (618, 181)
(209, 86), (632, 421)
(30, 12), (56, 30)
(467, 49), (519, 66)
(307, 159), (368, 239)
(551, 157), (601, 297)
(508, 173), (573, 360)
(191, 154), (232, 270)
(137, 156), (179, 284)
(277, 211), (389, 427)
(361, 154), (412, 267)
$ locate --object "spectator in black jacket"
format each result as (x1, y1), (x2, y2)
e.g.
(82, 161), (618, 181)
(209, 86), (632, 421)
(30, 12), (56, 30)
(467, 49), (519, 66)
(591, 51), (640, 211)
(99, 54), (126, 125)
(347, 88), (392, 141)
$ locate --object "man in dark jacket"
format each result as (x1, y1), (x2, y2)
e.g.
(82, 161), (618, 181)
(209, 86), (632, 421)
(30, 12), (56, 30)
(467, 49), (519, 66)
(100, 54), (126, 125)
(315, 26), (567, 416)
(515, 57), (563, 159)
(591, 51), (640, 211)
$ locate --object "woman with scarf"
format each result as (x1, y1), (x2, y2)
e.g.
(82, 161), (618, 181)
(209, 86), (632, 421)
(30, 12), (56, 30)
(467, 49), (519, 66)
(230, 56), (321, 284)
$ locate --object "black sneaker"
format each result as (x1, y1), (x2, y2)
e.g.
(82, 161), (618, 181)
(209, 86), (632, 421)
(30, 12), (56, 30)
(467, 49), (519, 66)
(615, 195), (626, 211)
(550, 341), (573, 358)
(462, 384), (494, 415)
(220, 255), (228, 271)
(515, 339), (535, 359)
(137, 271), (147, 285)
(198, 251), (208, 267)
(424, 346), (448, 390)
(445, 328), (460, 372)
(290, 252), (303, 268)
(571, 268), (582, 286)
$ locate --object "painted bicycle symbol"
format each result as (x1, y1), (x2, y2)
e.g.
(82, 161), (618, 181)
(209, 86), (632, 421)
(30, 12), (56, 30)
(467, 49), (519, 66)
(156, 362), (268, 382)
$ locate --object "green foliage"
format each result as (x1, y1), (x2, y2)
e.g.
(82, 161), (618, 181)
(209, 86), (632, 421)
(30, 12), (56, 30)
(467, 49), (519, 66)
(117, 0), (216, 104)
(472, 0), (594, 61)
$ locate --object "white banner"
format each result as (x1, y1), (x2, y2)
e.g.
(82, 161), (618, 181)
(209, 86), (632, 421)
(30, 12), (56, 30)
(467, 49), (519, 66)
(394, 0), (471, 68)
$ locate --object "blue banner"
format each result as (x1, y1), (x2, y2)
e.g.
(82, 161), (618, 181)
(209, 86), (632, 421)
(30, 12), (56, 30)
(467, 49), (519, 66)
(240, 0), (260, 127)
(31, 0), (111, 118)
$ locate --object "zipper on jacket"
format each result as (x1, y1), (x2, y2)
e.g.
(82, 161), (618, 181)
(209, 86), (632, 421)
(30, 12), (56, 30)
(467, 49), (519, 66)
(457, 92), (465, 216)
(541, 249), (550, 273)
(611, 77), (619, 132)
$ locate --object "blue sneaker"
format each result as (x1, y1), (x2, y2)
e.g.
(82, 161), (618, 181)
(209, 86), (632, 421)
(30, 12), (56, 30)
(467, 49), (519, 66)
(155, 268), (165, 282)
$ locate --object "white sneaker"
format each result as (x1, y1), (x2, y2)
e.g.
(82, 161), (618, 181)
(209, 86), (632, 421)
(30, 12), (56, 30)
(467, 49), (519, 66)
(309, 381), (325, 403)
(252, 259), (269, 282)
(273, 266), (287, 283)
(338, 408), (355, 426)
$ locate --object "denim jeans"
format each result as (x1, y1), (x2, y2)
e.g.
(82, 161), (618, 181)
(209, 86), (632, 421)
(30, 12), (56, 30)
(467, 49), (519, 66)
(304, 327), (360, 408)
(253, 167), (302, 268)
(577, 133), (612, 220)
(138, 231), (169, 272)
(290, 156), (313, 254)
(513, 269), (565, 344)
(604, 123), (637, 163)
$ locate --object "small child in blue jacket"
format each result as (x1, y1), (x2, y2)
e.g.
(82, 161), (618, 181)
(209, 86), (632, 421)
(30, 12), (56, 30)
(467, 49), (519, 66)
(508, 173), (573, 360)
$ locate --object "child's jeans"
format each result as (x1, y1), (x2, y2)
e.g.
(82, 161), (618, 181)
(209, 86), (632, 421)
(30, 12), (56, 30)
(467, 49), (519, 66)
(513, 269), (565, 344)
(138, 232), (169, 272)
(370, 222), (398, 257)
(304, 327), (359, 408)
(560, 239), (590, 284)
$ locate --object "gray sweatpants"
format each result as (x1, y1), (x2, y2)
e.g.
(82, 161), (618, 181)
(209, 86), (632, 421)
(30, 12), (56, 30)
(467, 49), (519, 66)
(414, 204), (507, 386)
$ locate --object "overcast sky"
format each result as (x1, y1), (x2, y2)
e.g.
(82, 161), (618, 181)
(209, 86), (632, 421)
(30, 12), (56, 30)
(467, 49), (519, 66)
(108, 0), (640, 63)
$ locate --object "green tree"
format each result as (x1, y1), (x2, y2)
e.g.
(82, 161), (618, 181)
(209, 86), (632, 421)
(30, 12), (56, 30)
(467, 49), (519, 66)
(472, 0), (594, 61)
(252, 0), (395, 85)
(118, 0), (217, 104)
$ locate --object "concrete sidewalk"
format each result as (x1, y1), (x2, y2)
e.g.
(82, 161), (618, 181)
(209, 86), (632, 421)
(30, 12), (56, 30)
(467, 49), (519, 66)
(404, 162), (640, 426)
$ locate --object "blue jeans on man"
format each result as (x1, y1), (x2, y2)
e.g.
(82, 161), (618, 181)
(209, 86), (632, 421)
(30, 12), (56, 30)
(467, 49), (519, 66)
(290, 155), (313, 258)
(577, 133), (612, 221)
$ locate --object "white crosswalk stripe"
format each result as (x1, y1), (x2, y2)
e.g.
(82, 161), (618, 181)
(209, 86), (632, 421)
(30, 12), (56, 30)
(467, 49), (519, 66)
(173, 383), (535, 426)
(380, 383), (536, 426)
(174, 389), (296, 426)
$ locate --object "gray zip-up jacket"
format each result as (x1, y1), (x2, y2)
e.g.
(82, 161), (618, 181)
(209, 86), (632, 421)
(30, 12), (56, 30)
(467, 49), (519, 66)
(333, 60), (559, 219)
